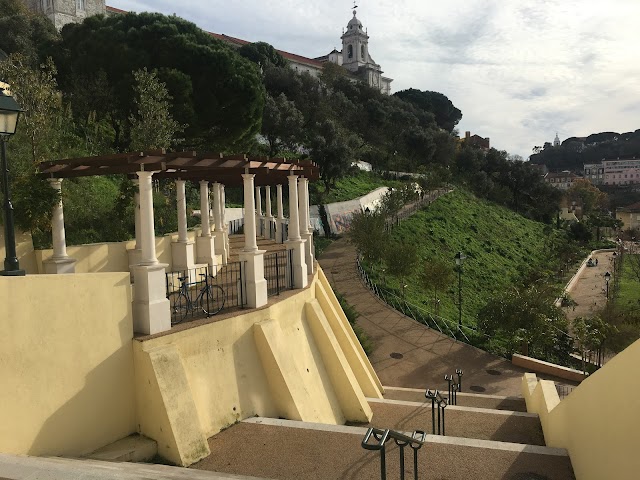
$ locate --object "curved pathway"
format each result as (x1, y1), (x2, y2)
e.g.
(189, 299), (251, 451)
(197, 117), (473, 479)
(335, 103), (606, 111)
(319, 239), (570, 397)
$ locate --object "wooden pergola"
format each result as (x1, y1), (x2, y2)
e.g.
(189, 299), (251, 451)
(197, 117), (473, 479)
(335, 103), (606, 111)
(37, 150), (319, 185)
(36, 150), (318, 334)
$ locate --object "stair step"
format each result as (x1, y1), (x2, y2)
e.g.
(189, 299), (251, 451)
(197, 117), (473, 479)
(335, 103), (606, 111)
(190, 418), (574, 480)
(384, 385), (528, 412)
(0, 453), (264, 479)
(84, 433), (157, 462)
(366, 398), (544, 446)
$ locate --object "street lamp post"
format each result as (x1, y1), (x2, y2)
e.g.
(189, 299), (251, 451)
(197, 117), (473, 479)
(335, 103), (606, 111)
(604, 271), (611, 300)
(0, 85), (25, 276)
(454, 252), (466, 327)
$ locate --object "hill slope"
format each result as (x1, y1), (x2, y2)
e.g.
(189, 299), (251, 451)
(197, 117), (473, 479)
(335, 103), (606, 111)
(373, 189), (555, 326)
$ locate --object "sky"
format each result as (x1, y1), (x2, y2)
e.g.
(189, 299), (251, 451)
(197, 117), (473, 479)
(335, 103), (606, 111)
(110, 0), (640, 160)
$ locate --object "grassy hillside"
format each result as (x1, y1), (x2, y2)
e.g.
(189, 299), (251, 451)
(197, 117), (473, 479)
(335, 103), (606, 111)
(310, 171), (404, 204)
(367, 189), (556, 327)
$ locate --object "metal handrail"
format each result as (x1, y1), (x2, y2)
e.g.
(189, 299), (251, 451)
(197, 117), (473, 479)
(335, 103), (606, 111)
(362, 427), (426, 480)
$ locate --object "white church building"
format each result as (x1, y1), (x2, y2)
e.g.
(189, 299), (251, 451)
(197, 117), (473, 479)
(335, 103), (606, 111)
(22, 1), (393, 94)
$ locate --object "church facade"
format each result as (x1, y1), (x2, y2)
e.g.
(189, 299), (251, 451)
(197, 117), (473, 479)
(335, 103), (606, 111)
(21, 1), (393, 94)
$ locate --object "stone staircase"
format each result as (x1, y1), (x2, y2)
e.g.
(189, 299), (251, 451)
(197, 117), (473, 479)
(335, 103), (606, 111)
(192, 393), (574, 480)
(0, 386), (575, 480)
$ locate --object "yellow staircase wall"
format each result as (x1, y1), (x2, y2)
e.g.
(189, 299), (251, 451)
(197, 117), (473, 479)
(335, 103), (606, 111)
(523, 339), (640, 480)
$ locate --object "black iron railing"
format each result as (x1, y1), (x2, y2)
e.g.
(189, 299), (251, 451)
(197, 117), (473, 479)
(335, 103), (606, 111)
(356, 255), (482, 345)
(228, 218), (244, 235)
(555, 383), (576, 400)
(165, 261), (246, 325)
(362, 427), (426, 480)
(264, 250), (292, 297)
(425, 389), (448, 435)
(444, 369), (463, 405)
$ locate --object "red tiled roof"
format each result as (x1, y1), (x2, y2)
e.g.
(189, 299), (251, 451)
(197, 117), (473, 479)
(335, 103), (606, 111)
(209, 33), (323, 68)
(106, 5), (325, 69)
(106, 5), (128, 14)
(618, 201), (640, 212)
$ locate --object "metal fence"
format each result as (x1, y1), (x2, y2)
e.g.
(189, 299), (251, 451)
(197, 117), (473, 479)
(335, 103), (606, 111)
(264, 250), (292, 297)
(356, 255), (486, 346)
(555, 383), (576, 400)
(228, 218), (244, 235)
(165, 261), (246, 325)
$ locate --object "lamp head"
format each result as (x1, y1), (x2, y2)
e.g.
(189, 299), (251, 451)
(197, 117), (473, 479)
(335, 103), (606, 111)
(0, 84), (23, 136)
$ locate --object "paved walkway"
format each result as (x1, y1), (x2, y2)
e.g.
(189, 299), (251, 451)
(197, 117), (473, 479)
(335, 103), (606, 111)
(319, 239), (542, 397)
(564, 250), (614, 321)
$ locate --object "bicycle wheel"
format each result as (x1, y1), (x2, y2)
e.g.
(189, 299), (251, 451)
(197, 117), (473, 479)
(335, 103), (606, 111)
(168, 292), (189, 325)
(200, 285), (225, 316)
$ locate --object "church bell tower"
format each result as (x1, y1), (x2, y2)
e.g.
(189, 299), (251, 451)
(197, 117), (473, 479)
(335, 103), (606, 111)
(340, 6), (370, 73)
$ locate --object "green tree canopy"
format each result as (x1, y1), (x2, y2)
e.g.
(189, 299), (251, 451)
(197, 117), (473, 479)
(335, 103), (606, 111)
(129, 68), (184, 151)
(52, 12), (264, 150)
(394, 88), (462, 132)
(0, 0), (58, 65)
(238, 42), (288, 69)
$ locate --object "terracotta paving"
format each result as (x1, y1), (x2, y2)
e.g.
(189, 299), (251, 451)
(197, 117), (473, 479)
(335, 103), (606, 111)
(564, 250), (614, 321)
(319, 238), (550, 397)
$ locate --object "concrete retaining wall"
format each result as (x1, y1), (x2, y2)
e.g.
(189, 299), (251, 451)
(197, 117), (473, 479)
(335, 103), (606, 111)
(512, 354), (587, 382)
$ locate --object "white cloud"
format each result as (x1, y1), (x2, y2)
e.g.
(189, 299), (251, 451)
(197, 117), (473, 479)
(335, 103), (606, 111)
(110, 0), (640, 160)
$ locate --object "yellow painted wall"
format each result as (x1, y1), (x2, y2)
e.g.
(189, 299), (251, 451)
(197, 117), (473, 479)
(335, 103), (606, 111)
(523, 339), (640, 480)
(0, 273), (136, 457)
(35, 230), (200, 274)
(134, 266), (379, 466)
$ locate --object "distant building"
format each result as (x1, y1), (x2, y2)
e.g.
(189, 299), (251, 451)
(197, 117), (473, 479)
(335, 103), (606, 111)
(544, 171), (579, 190)
(616, 201), (640, 231)
(23, 0), (106, 31)
(584, 158), (640, 186)
(462, 131), (490, 150)
(553, 132), (561, 147)
(22, 2), (393, 94)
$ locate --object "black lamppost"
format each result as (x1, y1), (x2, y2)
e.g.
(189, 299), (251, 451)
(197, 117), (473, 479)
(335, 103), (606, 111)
(604, 271), (611, 299)
(0, 85), (25, 276)
(454, 252), (466, 327)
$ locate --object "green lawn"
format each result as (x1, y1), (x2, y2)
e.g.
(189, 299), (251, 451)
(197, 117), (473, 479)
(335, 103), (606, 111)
(310, 171), (404, 204)
(615, 255), (640, 312)
(363, 189), (560, 327)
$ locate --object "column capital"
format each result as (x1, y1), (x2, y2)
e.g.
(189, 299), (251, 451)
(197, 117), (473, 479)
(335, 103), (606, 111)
(136, 170), (156, 180)
(199, 179), (209, 186)
(47, 177), (63, 188)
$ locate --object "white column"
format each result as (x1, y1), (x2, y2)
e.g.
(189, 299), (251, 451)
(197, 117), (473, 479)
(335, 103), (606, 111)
(213, 182), (222, 231)
(244, 174), (259, 252)
(199, 181), (211, 238)
(255, 185), (263, 237)
(138, 171), (158, 265)
(276, 183), (286, 243)
(43, 178), (76, 274)
(196, 180), (217, 269)
(171, 179), (196, 272)
(212, 182), (227, 264)
(298, 179), (309, 236)
(132, 171), (170, 335)
(176, 179), (188, 242)
(305, 177), (312, 233)
(133, 179), (142, 250)
(287, 176), (301, 241)
(285, 175), (307, 288)
(221, 184), (229, 261)
(239, 173), (268, 308)
(127, 178), (143, 274)
(265, 185), (273, 239)
(299, 177), (315, 274)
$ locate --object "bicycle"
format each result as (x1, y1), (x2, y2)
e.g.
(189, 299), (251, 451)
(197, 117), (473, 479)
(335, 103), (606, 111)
(168, 273), (225, 325)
